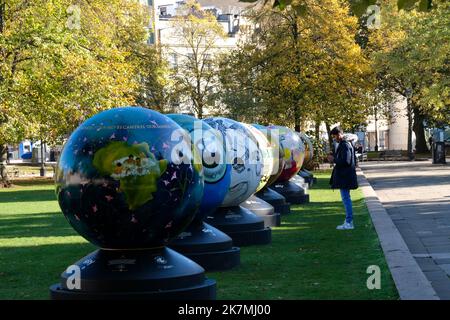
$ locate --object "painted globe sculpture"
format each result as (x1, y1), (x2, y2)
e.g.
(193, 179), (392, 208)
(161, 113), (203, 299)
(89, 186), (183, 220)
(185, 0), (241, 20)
(55, 107), (204, 249)
(242, 123), (274, 193)
(167, 114), (232, 221)
(204, 117), (263, 207)
(297, 132), (314, 168)
(253, 124), (285, 187)
(268, 125), (305, 182)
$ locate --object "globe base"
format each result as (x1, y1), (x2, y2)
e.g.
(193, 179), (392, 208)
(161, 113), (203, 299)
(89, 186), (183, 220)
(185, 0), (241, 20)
(256, 187), (291, 215)
(49, 247), (216, 300)
(291, 175), (311, 204)
(206, 206), (272, 247)
(298, 169), (315, 187)
(240, 195), (281, 227)
(169, 222), (240, 271)
(290, 175), (310, 194)
(271, 180), (309, 205)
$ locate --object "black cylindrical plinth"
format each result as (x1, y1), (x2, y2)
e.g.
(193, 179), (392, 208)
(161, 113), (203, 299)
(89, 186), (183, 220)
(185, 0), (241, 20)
(240, 195), (281, 227)
(168, 222), (240, 271)
(205, 206), (272, 247)
(303, 168), (317, 184)
(291, 175), (311, 203)
(298, 169), (314, 187)
(256, 187), (291, 215)
(291, 174), (308, 190)
(50, 247), (216, 300)
(271, 180), (309, 204)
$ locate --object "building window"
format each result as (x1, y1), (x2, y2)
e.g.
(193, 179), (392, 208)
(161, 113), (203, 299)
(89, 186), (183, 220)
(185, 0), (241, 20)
(380, 130), (389, 150)
(169, 53), (178, 69)
(379, 130), (385, 150)
(147, 32), (155, 45)
(367, 132), (376, 151)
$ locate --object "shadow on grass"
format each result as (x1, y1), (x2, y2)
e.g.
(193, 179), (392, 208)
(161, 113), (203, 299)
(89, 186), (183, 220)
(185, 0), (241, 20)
(11, 178), (55, 187)
(207, 187), (398, 299)
(0, 212), (74, 238)
(306, 176), (331, 190)
(0, 171), (398, 300)
(0, 242), (94, 300)
(0, 189), (57, 203)
(208, 210), (398, 299)
(290, 198), (367, 214)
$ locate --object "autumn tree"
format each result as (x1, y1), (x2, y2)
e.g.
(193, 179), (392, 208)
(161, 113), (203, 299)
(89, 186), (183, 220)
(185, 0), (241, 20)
(237, 0), (447, 155)
(0, 0), (151, 186)
(372, 0), (449, 154)
(220, 0), (373, 133)
(134, 44), (173, 112)
(167, 0), (226, 118)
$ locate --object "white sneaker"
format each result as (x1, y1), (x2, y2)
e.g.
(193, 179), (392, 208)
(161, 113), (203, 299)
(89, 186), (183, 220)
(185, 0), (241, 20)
(336, 221), (354, 230)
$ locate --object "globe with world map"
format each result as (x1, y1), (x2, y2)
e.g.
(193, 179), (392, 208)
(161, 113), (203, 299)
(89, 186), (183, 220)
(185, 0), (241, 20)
(55, 107), (204, 249)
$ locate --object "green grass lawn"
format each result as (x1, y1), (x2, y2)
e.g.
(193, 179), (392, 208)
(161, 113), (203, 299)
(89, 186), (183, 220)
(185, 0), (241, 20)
(0, 172), (398, 300)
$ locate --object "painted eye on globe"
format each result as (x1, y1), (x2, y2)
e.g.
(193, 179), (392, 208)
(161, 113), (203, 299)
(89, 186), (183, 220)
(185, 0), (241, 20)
(232, 157), (245, 174)
(198, 138), (226, 183)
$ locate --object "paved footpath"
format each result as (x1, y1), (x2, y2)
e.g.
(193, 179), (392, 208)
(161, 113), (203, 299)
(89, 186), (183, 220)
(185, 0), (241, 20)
(360, 161), (450, 299)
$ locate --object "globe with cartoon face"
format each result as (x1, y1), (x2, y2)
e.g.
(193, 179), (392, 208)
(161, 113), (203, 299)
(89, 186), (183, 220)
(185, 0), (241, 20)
(252, 124), (285, 188)
(268, 125), (305, 182)
(55, 107), (204, 249)
(167, 114), (232, 221)
(204, 117), (263, 207)
(241, 123), (275, 193)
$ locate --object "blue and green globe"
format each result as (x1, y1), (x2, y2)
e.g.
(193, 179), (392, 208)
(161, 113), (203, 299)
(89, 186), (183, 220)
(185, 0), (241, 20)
(167, 114), (231, 221)
(204, 117), (263, 207)
(55, 107), (204, 249)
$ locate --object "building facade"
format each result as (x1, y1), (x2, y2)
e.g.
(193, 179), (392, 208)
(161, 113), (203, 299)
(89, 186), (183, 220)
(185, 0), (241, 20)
(364, 95), (412, 151)
(140, 0), (254, 116)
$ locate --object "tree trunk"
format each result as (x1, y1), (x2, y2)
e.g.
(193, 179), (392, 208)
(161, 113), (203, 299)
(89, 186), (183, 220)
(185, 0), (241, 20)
(314, 121), (320, 141)
(413, 106), (429, 154)
(374, 106), (379, 151)
(0, 6), (10, 188)
(0, 1), (5, 34)
(0, 144), (11, 188)
(325, 122), (333, 151)
(406, 98), (414, 160)
(294, 107), (301, 132)
(197, 104), (203, 119)
(291, 16), (302, 134)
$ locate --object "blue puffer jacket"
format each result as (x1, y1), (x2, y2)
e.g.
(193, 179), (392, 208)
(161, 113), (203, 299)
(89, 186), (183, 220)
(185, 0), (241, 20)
(329, 140), (358, 190)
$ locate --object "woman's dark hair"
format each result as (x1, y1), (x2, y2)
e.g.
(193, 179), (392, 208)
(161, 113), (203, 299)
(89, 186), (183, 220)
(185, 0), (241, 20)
(330, 126), (343, 135)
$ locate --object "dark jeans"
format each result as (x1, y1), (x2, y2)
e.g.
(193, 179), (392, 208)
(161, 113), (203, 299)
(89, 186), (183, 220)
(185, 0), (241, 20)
(340, 189), (353, 223)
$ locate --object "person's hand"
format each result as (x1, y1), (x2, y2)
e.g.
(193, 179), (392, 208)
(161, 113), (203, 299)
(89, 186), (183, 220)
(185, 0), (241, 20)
(327, 154), (334, 163)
